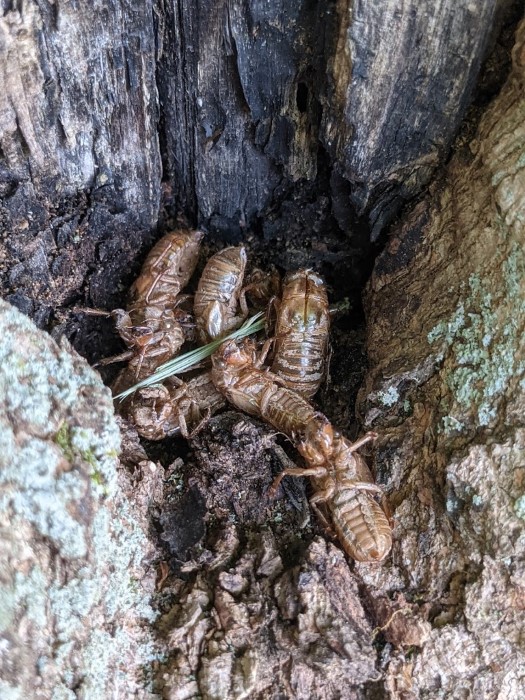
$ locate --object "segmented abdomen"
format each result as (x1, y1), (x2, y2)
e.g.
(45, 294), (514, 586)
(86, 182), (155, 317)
(260, 384), (320, 439)
(330, 485), (392, 562)
(194, 247), (247, 314)
(272, 335), (327, 397)
(272, 270), (329, 398)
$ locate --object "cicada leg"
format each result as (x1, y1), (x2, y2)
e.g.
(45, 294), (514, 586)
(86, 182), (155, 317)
(310, 487), (336, 537)
(96, 350), (134, 367)
(268, 464), (329, 499)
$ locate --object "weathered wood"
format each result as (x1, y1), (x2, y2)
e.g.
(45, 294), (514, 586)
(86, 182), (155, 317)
(0, 1), (161, 339)
(158, 0), (508, 239)
(156, 0), (325, 231)
(322, 0), (500, 238)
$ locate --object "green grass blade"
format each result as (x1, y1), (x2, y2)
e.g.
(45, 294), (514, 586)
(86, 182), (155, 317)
(114, 312), (265, 401)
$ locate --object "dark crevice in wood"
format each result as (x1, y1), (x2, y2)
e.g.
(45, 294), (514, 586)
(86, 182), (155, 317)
(296, 81), (309, 113)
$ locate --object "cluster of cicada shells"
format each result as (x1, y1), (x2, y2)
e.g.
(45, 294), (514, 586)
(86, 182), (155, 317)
(106, 228), (392, 563)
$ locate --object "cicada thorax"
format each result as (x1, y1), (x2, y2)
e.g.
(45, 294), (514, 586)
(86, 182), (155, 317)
(111, 303), (184, 386)
(243, 266), (281, 310)
(295, 415), (334, 466)
(271, 269), (330, 399)
(210, 339), (270, 418)
(194, 246), (248, 342)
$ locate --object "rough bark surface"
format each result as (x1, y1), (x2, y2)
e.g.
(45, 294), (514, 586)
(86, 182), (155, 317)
(0, 300), (160, 699)
(158, 0), (507, 239)
(357, 19), (525, 698)
(0, 0), (161, 360)
(154, 414), (378, 699)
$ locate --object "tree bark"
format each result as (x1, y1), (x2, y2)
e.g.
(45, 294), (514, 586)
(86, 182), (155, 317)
(1, 0), (511, 335)
(1, 1), (524, 698)
(157, 0), (508, 240)
(0, 1), (161, 320)
(0, 299), (160, 699)
(358, 18), (525, 698)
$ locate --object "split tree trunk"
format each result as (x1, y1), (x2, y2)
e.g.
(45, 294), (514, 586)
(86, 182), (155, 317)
(1, 0), (510, 327)
(0, 1), (523, 698)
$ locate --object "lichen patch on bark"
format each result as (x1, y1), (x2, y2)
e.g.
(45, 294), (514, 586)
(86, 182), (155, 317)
(357, 18), (525, 698)
(0, 300), (159, 699)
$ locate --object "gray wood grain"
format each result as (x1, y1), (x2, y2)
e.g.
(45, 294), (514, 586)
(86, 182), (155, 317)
(322, 0), (499, 237)
(0, 1), (161, 328)
(158, 0), (501, 237)
(1, 0), (508, 326)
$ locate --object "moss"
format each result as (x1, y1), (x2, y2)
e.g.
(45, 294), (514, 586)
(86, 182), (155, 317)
(428, 244), (525, 433)
(54, 422), (115, 495)
(55, 423), (75, 462)
(69, 426), (119, 497)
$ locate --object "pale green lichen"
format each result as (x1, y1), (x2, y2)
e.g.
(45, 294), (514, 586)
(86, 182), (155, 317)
(55, 422), (118, 498)
(91, 504), (156, 621)
(427, 302), (466, 348)
(0, 682), (23, 700)
(0, 566), (48, 633)
(376, 386), (400, 407)
(51, 688), (75, 700)
(428, 243), (525, 433)
(514, 495), (525, 521)
(441, 416), (466, 435)
(0, 428), (90, 558)
(0, 301), (158, 698)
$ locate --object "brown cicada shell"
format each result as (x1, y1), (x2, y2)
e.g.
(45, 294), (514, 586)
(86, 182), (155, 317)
(271, 269), (330, 399)
(127, 371), (225, 440)
(109, 228), (203, 390)
(194, 246), (248, 343)
(211, 338), (392, 563)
